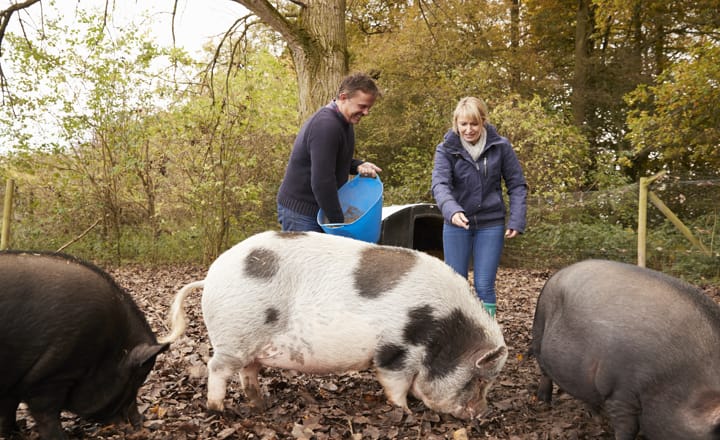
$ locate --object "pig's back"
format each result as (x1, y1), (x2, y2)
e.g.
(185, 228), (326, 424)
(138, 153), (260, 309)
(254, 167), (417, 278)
(203, 230), (480, 315)
(537, 259), (720, 369)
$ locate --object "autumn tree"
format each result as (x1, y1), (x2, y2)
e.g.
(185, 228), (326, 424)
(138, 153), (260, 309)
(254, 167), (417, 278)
(624, 43), (720, 177)
(159, 46), (298, 261)
(344, 0), (596, 202)
(1, 0), (351, 122)
(1, 9), (181, 260)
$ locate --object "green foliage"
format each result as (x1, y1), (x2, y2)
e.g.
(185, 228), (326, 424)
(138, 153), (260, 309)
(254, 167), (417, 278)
(157, 47), (297, 262)
(383, 145), (434, 206)
(1, 10), (296, 263)
(506, 194), (719, 283)
(646, 212), (720, 282)
(505, 219), (637, 268)
(492, 95), (592, 196)
(625, 43), (720, 177)
(1, 9), (185, 262)
(349, 0), (512, 191)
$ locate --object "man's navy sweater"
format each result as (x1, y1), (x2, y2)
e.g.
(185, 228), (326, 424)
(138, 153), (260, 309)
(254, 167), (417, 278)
(277, 103), (362, 223)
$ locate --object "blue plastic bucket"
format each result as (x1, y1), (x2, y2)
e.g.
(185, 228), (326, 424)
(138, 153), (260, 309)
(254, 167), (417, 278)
(317, 176), (383, 243)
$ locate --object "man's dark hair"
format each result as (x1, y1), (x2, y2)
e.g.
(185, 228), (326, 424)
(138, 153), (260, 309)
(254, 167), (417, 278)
(338, 72), (381, 99)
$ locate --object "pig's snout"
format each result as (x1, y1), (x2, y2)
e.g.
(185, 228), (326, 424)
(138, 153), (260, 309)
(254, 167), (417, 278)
(454, 385), (493, 420)
(449, 397), (489, 420)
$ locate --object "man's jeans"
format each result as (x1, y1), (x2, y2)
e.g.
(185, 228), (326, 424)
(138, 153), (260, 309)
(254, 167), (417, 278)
(277, 203), (324, 233)
(442, 223), (505, 304)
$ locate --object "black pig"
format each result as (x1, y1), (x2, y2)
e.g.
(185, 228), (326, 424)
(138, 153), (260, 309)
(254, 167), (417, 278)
(531, 259), (720, 440)
(0, 251), (168, 439)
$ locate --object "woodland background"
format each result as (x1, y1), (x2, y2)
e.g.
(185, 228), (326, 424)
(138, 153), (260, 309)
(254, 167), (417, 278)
(0, 0), (718, 283)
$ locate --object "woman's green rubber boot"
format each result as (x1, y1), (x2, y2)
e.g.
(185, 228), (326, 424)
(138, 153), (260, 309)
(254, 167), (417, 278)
(483, 302), (497, 318)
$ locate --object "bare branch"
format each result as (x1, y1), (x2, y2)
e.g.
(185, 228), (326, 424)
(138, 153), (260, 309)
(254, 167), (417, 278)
(1, 0), (42, 104)
(0, 0), (42, 55)
(56, 218), (101, 253)
(203, 13), (254, 102)
(417, 0), (438, 44)
(171, 0), (178, 48)
(230, 0), (302, 49)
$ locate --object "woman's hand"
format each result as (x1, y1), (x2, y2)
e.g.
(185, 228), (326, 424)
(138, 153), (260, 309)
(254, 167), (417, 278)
(451, 212), (469, 229)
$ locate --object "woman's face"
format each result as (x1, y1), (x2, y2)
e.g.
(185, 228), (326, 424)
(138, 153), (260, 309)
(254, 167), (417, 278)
(457, 116), (483, 144)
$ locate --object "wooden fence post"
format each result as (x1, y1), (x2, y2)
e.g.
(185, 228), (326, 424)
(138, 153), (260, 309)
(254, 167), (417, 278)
(637, 171), (666, 267)
(2, 179), (15, 250)
(637, 170), (710, 267)
(638, 177), (648, 267)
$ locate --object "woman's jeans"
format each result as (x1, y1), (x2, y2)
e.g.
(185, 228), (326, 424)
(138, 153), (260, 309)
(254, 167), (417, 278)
(277, 203), (324, 232)
(442, 223), (505, 304)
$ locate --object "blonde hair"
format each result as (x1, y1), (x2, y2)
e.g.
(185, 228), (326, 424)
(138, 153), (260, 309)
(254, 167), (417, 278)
(452, 97), (489, 134)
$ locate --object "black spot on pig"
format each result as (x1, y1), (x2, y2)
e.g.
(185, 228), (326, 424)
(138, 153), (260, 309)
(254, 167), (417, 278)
(402, 306), (486, 378)
(245, 247), (279, 279)
(376, 343), (408, 371)
(265, 307), (280, 325)
(424, 309), (486, 379)
(404, 305), (437, 345)
(354, 247), (418, 298)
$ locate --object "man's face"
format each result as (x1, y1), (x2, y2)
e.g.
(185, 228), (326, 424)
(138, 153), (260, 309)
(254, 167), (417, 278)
(337, 91), (376, 124)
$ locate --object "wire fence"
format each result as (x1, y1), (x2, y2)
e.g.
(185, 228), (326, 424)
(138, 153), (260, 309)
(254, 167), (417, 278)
(503, 178), (719, 283)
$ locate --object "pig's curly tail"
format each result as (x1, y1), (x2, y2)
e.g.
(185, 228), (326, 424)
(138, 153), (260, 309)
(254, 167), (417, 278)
(157, 280), (205, 344)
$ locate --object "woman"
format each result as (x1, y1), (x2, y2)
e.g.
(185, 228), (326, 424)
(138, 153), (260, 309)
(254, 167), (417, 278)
(431, 97), (527, 317)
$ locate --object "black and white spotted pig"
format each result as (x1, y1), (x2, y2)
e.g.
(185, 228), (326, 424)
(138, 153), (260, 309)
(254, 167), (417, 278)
(531, 259), (720, 440)
(0, 251), (168, 440)
(161, 230), (507, 419)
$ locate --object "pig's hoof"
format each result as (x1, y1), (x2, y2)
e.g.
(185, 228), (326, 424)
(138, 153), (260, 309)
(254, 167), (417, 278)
(206, 400), (225, 413)
(536, 391), (552, 403)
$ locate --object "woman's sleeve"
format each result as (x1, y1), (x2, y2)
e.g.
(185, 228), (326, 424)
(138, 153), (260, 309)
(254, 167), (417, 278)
(501, 144), (528, 233)
(431, 146), (462, 223)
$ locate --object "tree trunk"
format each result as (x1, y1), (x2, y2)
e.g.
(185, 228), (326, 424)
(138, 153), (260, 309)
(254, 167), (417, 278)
(571, 0), (592, 129)
(508, 0), (521, 91)
(291, 0), (348, 119)
(232, 0), (349, 121)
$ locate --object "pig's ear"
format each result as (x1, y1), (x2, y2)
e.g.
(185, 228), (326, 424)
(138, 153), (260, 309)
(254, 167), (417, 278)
(124, 343), (171, 368)
(683, 390), (720, 435)
(474, 345), (507, 376)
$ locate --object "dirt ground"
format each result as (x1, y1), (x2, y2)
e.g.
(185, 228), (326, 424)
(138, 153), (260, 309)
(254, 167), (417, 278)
(11, 263), (720, 440)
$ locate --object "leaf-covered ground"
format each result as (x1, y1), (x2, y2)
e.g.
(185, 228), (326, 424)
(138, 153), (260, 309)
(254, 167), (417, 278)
(11, 264), (720, 439)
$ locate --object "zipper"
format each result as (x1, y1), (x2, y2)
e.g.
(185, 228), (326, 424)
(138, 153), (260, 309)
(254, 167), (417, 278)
(483, 157), (487, 177)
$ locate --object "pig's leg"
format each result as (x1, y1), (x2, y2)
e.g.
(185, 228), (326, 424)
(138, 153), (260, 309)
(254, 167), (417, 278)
(536, 372), (554, 402)
(375, 369), (413, 412)
(605, 396), (641, 440)
(206, 353), (238, 412)
(28, 408), (65, 440)
(239, 362), (266, 410)
(0, 397), (20, 436)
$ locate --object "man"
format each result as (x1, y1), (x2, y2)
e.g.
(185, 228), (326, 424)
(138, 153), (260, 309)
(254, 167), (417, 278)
(277, 72), (382, 232)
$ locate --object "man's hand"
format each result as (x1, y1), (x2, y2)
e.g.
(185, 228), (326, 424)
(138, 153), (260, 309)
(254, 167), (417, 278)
(358, 162), (382, 177)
